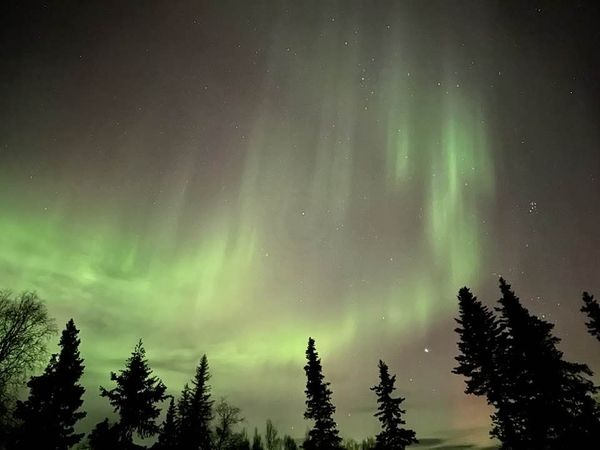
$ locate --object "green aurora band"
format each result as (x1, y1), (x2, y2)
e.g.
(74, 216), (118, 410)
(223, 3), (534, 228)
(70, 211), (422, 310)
(0, 96), (493, 438)
(0, 3), (499, 445)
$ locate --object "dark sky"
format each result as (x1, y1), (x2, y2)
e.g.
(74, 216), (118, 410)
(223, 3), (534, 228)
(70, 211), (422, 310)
(1, 1), (599, 447)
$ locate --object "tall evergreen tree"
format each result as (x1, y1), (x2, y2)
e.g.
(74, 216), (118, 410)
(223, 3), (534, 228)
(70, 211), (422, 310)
(179, 355), (213, 450)
(452, 287), (516, 444)
(495, 278), (599, 448)
(371, 360), (417, 450)
(282, 435), (297, 450)
(12, 319), (86, 450)
(176, 383), (191, 442)
(100, 340), (167, 445)
(581, 291), (600, 341)
(453, 287), (501, 396)
(251, 428), (264, 450)
(156, 397), (178, 450)
(303, 337), (342, 450)
(454, 281), (600, 448)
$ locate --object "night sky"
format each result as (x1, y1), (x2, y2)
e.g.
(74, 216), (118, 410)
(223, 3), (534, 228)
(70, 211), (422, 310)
(1, 1), (599, 448)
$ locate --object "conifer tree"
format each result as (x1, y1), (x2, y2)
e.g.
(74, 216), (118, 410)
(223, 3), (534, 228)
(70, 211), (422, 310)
(282, 435), (297, 450)
(177, 383), (191, 426)
(495, 278), (599, 448)
(156, 397), (178, 450)
(13, 319), (86, 450)
(454, 281), (600, 448)
(452, 287), (516, 443)
(371, 360), (417, 450)
(303, 337), (342, 450)
(581, 291), (600, 341)
(100, 340), (167, 445)
(88, 419), (121, 450)
(453, 287), (501, 396)
(251, 428), (264, 450)
(179, 355), (213, 450)
(229, 429), (251, 450)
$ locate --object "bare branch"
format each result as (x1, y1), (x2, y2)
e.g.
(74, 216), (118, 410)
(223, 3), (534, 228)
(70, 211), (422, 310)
(0, 291), (56, 398)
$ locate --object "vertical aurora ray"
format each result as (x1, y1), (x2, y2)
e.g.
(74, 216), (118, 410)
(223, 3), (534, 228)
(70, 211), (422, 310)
(385, 80), (413, 186)
(381, 75), (495, 332)
(426, 92), (494, 288)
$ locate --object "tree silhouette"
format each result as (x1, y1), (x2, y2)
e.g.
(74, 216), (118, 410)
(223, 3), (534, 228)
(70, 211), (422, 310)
(179, 355), (213, 450)
(495, 278), (599, 448)
(454, 279), (600, 448)
(228, 429), (251, 450)
(370, 360), (417, 450)
(156, 397), (178, 450)
(282, 435), (297, 450)
(343, 438), (375, 450)
(264, 419), (280, 450)
(452, 287), (516, 443)
(100, 340), (167, 445)
(214, 398), (243, 450)
(0, 291), (55, 430)
(251, 428), (264, 450)
(453, 287), (501, 396)
(581, 291), (600, 341)
(88, 419), (121, 450)
(177, 382), (191, 440)
(303, 337), (342, 450)
(12, 319), (86, 450)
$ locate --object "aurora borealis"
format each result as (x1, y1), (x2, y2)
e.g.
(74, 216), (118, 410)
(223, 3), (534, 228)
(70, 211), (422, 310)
(1, 1), (599, 447)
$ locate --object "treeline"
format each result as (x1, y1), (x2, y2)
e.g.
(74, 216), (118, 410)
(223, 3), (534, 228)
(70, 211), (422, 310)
(0, 279), (599, 450)
(0, 291), (415, 450)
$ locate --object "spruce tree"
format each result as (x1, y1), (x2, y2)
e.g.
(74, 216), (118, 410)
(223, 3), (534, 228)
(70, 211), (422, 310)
(179, 355), (213, 450)
(495, 278), (599, 448)
(581, 291), (600, 341)
(13, 319), (86, 450)
(303, 337), (342, 450)
(100, 340), (167, 445)
(177, 383), (191, 442)
(452, 287), (516, 444)
(251, 428), (264, 450)
(156, 397), (178, 450)
(88, 419), (121, 450)
(282, 435), (297, 450)
(371, 360), (417, 450)
(453, 287), (501, 396)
